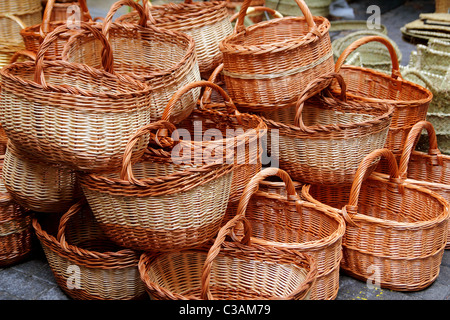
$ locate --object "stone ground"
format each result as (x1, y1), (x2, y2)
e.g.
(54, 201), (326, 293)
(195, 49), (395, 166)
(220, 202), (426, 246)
(1, 0), (449, 301)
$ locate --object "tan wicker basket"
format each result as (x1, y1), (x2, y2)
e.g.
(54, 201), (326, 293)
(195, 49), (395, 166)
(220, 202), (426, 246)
(138, 212), (318, 300)
(32, 200), (146, 300)
(334, 35), (433, 154)
(2, 140), (81, 213)
(0, 0), (42, 44)
(303, 148), (449, 291)
(0, 156), (33, 267)
(262, 72), (394, 186)
(1, 22), (154, 173)
(219, 0), (334, 112)
(226, 167), (345, 300)
(63, 0), (201, 124)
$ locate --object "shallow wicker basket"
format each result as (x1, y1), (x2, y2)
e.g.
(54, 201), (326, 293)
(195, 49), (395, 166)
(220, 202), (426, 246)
(226, 167), (345, 300)
(219, 0), (334, 112)
(138, 212), (318, 300)
(303, 148), (449, 292)
(334, 35), (433, 154)
(1, 22), (154, 173)
(262, 72), (394, 186)
(2, 140), (81, 213)
(0, 156), (33, 267)
(32, 200), (146, 300)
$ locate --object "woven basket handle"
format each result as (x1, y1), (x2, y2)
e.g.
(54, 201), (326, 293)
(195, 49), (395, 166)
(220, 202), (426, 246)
(335, 35), (401, 80)
(9, 50), (36, 63)
(344, 148), (401, 222)
(230, 6), (283, 32)
(234, 0), (316, 34)
(103, 0), (154, 37)
(56, 200), (85, 245)
(162, 80), (241, 122)
(399, 121), (443, 179)
(120, 120), (178, 184)
(34, 22), (115, 86)
(294, 72), (347, 129)
(200, 213), (253, 300)
(41, 0), (93, 35)
(4, 13), (27, 29)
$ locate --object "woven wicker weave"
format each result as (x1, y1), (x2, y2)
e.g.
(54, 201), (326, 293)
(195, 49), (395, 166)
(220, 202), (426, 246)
(32, 200), (146, 300)
(1, 22), (154, 173)
(2, 140), (81, 213)
(78, 115), (235, 252)
(138, 212), (318, 300)
(335, 36), (433, 154)
(226, 167), (345, 300)
(435, 0), (449, 13)
(20, 0), (92, 61)
(0, 156), (33, 267)
(303, 148), (449, 291)
(0, 0), (42, 44)
(63, 0), (201, 124)
(262, 72), (394, 186)
(219, 0), (334, 112)
(116, 0), (233, 77)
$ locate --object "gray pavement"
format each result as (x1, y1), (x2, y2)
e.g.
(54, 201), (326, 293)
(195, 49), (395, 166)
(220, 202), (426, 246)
(1, 0), (449, 301)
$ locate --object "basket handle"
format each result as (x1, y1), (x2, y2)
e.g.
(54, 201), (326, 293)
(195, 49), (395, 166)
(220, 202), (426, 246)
(335, 35), (401, 80)
(230, 6), (283, 32)
(344, 148), (402, 222)
(41, 0), (93, 35)
(234, 0), (317, 35)
(294, 72), (347, 130)
(200, 213), (254, 300)
(4, 13), (27, 29)
(162, 80), (242, 122)
(56, 199), (85, 245)
(120, 120), (178, 184)
(399, 121), (443, 179)
(9, 50), (36, 63)
(102, 0), (155, 38)
(34, 22), (115, 86)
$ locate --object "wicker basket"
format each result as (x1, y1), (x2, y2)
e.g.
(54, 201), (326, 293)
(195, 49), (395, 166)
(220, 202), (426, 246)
(0, 156), (33, 267)
(63, 0), (200, 124)
(226, 167), (345, 300)
(20, 0), (92, 61)
(78, 116), (235, 253)
(262, 72), (394, 186)
(219, 0), (334, 112)
(138, 212), (318, 300)
(0, 0), (42, 44)
(334, 35), (433, 154)
(116, 0), (233, 78)
(436, 0), (449, 13)
(32, 200), (146, 300)
(332, 30), (402, 73)
(1, 22), (154, 173)
(302, 148), (449, 291)
(2, 140), (82, 213)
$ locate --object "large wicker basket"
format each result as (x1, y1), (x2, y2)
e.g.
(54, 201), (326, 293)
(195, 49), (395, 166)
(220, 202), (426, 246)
(78, 118), (235, 253)
(303, 148), (449, 291)
(262, 72), (394, 186)
(138, 212), (318, 300)
(62, 0), (201, 124)
(219, 0), (334, 112)
(32, 200), (146, 300)
(334, 35), (433, 154)
(1, 22), (154, 173)
(227, 167), (345, 300)
(2, 140), (81, 213)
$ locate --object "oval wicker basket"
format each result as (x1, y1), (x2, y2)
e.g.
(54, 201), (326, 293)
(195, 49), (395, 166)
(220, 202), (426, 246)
(32, 200), (146, 300)
(0, 156), (33, 267)
(219, 0), (334, 112)
(227, 167), (345, 300)
(302, 148), (449, 292)
(334, 35), (433, 154)
(262, 72), (394, 186)
(2, 140), (82, 213)
(62, 0), (201, 124)
(20, 0), (92, 61)
(78, 114), (235, 252)
(1, 22), (154, 173)
(138, 212), (318, 300)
